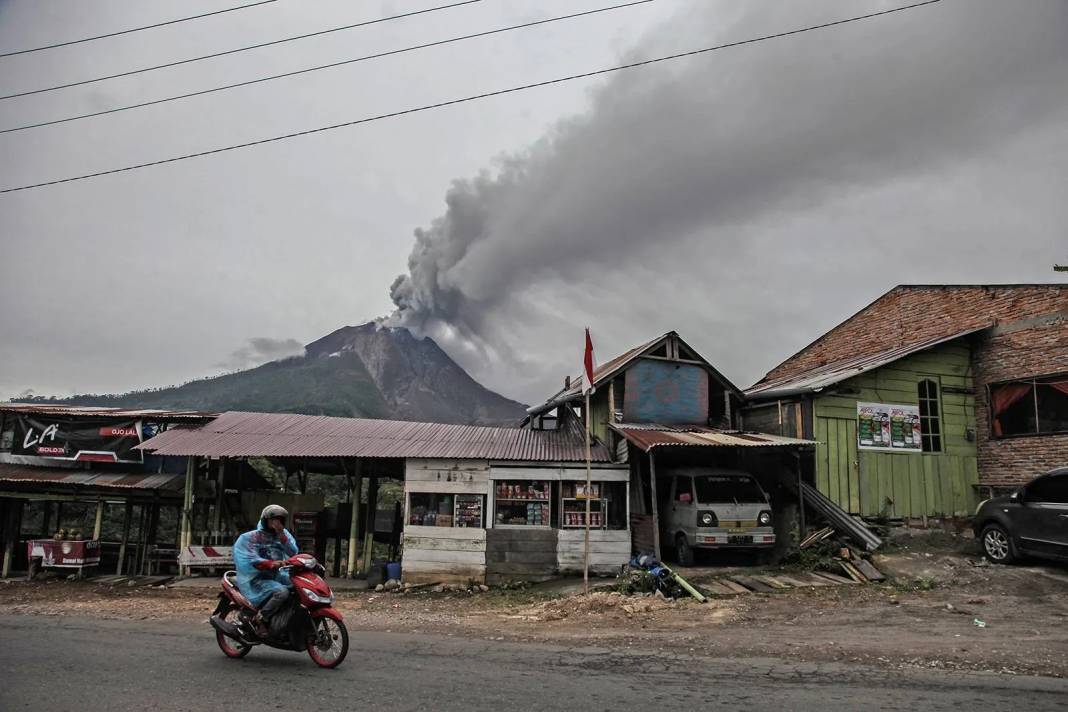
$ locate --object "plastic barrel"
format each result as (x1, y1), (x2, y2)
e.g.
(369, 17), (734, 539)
(386, 561), (401, 582)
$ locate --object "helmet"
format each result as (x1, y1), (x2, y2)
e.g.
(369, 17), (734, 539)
(260, 504), (289, 529)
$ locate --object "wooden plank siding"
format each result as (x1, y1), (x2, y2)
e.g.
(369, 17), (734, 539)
(557, 529), (631, 575)
(812, 340), (979, 518)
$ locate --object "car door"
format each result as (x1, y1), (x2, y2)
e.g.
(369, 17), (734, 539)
(1018, 474), (1068, 559)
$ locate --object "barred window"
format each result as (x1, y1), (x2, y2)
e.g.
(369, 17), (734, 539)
(918, 379), (942, 452)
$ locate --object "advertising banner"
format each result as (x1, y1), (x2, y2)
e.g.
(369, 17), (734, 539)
(10, 414), (144, 463)
(27, 539), (101, 568)
(857, 402), (921, 452)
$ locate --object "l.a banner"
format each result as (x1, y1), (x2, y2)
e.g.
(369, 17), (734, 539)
(11, 414), (144, 463)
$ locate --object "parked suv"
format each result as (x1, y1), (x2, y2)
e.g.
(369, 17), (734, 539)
(662, 468), (775, 565)
(973, 467), (1068, 564)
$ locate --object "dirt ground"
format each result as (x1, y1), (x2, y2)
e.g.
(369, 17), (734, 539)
(2, 533), (1066, 678)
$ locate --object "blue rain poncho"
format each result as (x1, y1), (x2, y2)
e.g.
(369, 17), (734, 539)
(233, 521), (299, 608)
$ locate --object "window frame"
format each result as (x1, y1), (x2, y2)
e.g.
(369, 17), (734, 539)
(988, 371), (1068, 440)
(917, 377), (943, 453)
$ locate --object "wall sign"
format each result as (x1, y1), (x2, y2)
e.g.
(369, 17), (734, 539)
(623, 359), (709, 424)
(857, 402), (921, 452)
(11, 414), (144, 463)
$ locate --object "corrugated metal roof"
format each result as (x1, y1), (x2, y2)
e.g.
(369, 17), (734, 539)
(0, 463), (185, 492)
(0, 403), (216, 421)
(610, 422), (816, 452)
(745, 327), (987, 400)
(137, 411), (612, 462)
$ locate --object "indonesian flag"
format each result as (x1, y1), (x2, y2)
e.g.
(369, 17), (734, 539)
(583, 328), (596, 394)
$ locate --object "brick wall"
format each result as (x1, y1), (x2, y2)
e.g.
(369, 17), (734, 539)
(974, 317), (1068, 486)
(761, 285), (1068, 384)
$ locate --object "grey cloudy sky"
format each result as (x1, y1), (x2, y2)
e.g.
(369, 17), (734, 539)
(1, 0), (1066, 404)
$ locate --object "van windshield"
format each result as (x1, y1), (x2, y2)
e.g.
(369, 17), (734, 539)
(694, 475), (765, 504)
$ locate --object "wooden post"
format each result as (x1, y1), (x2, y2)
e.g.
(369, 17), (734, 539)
(649, 451), (661, 561)
(92, 500), (105, 541)
(41, 501), (53, 538)
(0, 498), (12, 579)
(179, 457), (196, 576)
(362, 476), (379, 577)
(117, 502), (133, 575)
(213, 460), (225, 544)
(144, 502), (160, 575)
(345, 463), (362, 578)
(583, 389), (592, 594)
(2, 499), (24, 579)
(796, 451), (807, 542)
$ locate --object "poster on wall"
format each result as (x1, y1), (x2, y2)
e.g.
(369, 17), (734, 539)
(857, 402), (921, 452)
(10, 415), (144, 463)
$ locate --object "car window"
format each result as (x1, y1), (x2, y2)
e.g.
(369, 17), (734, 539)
(694, 475), (765, 504)
(1026, 474), (1068, 504)
(675, 476), (693, 503)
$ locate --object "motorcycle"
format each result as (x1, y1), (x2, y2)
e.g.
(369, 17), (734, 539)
(209, 553), (349, 669)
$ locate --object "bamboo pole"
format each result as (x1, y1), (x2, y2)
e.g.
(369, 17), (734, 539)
(362, 476), (379, 577)
(345, 462), (362, 578)
(92, 500), (104, 541)
(649, 451), (661, 561)
(583, 390), (592, 594)
(179, 457), (196, 576)
(116, 502), (133, 575)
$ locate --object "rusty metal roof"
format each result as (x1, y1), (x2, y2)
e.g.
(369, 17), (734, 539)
(0, 403), (217, 421)
(0, 463), (185, 493)
(745, 327), (988, 400)
(137, 411), (612, 462)
(610, 422), (816, 451)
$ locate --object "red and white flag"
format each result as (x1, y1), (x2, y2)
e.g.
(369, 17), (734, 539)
(583, 328), (596, 394)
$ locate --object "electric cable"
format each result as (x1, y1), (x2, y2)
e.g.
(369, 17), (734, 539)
(0, 1), (279, 58)
(0, 0), (482, 101)
(0, 1), (943, 195)
(1, 0), (656, 135)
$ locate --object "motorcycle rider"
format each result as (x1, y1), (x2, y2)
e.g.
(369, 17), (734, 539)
(233, 505), (298, 637)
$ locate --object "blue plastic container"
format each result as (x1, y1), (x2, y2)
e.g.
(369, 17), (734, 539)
(386, 561), (402, 582)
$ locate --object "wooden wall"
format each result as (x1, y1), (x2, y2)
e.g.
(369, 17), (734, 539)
(557, 529), (630, 575)
(812, 340), (979, 518)
(485, 527), (557, 584)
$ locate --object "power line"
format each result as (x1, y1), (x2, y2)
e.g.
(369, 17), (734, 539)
(1, 0), (657, 135)
(0, 0), (482, 101)
(0, 1), (280, 59)
(0, 0), (943, 195)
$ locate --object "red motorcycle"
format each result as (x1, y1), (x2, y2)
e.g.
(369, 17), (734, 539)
(209, 553), (349, 669)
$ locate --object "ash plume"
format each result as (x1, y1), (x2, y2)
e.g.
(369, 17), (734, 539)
(385, 1), (1068, 395)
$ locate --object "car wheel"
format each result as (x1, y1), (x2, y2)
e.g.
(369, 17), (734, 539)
(675, 534), (694, 566)
(981, 523), (1015, 564)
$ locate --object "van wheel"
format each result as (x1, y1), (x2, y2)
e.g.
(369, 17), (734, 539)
(981, 524), (1015, 564)
(675, 534), (694, 566)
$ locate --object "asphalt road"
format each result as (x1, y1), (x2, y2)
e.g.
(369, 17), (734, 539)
(1, 614), (1066, 711)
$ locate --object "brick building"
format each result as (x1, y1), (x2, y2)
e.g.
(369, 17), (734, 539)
(745, 285), (1068, 518)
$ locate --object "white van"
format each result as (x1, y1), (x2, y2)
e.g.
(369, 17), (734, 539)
(662, 468), (776, 565)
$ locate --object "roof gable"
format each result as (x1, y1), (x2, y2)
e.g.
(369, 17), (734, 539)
(752, 284), (1068, 391)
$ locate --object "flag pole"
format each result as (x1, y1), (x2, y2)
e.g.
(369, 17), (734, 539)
(583, 387), (592, 595)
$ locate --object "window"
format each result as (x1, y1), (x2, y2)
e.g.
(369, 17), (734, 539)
(991, 375), (1068, 437)
(559, 481), (627, 529)
(493, 480), (551, 526)
(408, 493), (484, 528)
(918, 379), (942, 452)
(694, 475), (766, 504)
(1024, 474), (1068, 504)
(674, 476), (693, 503)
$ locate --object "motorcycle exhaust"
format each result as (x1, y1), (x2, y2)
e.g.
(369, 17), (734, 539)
(210, 614), (256, 645)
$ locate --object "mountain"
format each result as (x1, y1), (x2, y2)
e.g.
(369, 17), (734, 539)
(48, 324), (528, 426)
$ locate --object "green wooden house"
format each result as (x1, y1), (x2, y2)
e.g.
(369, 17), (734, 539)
(744, 329), (983, 519)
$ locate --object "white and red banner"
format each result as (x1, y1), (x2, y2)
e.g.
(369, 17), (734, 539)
(11, 414), (144, 463)
(178, 546), (233, 567)
(27, 539), (101, 568)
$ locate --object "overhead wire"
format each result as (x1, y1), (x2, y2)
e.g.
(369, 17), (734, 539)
(0, 0), (656, 135)
(0, 0), (944, 195)
(0, 1), (280, 58)
(0, 0), (482, 101)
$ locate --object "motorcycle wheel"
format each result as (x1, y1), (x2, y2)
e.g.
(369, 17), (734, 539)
(216, 607), (253, 659)
(306, 616), (348, 669)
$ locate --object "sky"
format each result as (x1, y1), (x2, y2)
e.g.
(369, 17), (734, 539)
(1, 0), (1066, 405)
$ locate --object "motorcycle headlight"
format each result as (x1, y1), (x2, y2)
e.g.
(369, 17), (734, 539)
(304, 590), (333, 604)
(757, 511), (772, 526)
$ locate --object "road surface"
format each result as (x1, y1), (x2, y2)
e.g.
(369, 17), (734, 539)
(1, 614), (1066, 710)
